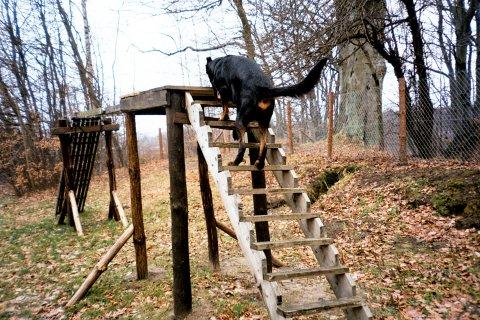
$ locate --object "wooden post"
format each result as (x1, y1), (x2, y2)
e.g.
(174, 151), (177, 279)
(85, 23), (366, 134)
(112, 191), (129, 228)
(287, 101), (294, 154)
(66, 224), (134, 307)
(166, 91), (192, 317)
(57, 119), (74, 226)
(197, 144), (220, 271)
(124, 112), (148, 280)
(399, 78), (407, 164)
(104, 118), (120, 221)
(247, 131), (272, 273)
(158, 128), (164, 160)
(327, 92), (334, 159)
(69, 191), (84, 236)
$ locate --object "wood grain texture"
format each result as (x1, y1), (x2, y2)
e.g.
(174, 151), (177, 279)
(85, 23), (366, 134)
(125, 112), (148, 280)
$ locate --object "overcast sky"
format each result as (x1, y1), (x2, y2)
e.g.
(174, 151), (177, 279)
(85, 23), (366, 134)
(86, 1), (399, 138)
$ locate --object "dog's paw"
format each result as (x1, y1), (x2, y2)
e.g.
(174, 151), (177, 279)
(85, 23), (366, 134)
(228, 161), (238, 166)
(254, 160), (265, 170)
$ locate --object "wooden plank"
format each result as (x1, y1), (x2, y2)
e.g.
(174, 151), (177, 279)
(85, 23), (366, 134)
(74, 107), (103, 118)
(120, 88), (168, 112)
(69, 190), (84, 236)
(220, 164), (293, 172)
(66, 224), (134, 307)
(239, 213), (318, 223)
(159, 128), (165, 160)
(185, 92), (285, 320)
(192, 100), (222, 106)
(277, 297), (363, 317)
(58, 124), (74, 225)
(251, 237), (333, 250)
(206, 120), (258, 129)
(112, 191), (129, 228)
(119, 86), (214, 113)
(174, 111), (190, 124)
(229, 188), (305, 195)
(167, 91), (192, 317)
(210, 142), (282, 149)
(265, 266), (349, 281)
(125, 112), (149, 280)
(51, 123), (119, 135)
(74, 105), (122, 117)
(77, 119), (101, 212)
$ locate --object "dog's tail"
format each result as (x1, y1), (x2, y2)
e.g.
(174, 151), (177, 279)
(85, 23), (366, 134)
(265, 58), (328, 98)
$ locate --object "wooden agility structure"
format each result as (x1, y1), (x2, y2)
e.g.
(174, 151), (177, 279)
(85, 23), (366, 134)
(52, 117), (128, 235)
(66, 86), (372, 319)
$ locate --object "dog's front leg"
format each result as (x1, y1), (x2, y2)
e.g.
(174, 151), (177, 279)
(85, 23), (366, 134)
(228, 124), (246, 166)
(254, 127), (268, 170)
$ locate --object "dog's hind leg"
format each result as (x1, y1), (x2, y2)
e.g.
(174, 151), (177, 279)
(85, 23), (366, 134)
(254, 127), (268, 170)
(228, 123), (246, 166)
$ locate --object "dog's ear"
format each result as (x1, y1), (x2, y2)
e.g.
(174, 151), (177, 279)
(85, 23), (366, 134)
(206, 57), (212, 63)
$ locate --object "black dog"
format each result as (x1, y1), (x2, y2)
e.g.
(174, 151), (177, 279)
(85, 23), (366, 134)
(206, 55), (328, 169)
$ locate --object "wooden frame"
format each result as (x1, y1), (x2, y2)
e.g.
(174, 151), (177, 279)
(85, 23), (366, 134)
(52, 117), (123, 235)
(66, 86), (371, 320)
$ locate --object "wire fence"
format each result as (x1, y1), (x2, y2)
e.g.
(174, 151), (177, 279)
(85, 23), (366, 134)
(311, 77), (480, 163)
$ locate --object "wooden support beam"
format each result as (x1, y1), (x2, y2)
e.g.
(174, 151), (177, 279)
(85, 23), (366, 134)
(197, 144), (220, 271)
(112, 191), (129, 228)
(104, 118), (120, 221)
(57, 119), (74, 226)
(66, 224), (134, 307)
(51, 123), (119, 135)
(248, 131), (273, 273)
(125, 112), (148, 280)
(159, 128), (164, 160)
(215, 220), (284, 268)
(69, 191), (84, 236)
(167, 91), (192, 317)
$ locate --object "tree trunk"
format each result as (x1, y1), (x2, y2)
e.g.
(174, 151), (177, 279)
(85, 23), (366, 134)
(401, 0), (434, 158)
(335, 0), (386, 147)
(231, 0), (255, 59)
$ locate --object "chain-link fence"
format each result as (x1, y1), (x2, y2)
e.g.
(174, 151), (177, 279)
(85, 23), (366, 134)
(330, 76), (480, 163)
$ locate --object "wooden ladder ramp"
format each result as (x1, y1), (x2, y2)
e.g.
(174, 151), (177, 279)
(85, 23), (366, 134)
(185, 93), (372, 320)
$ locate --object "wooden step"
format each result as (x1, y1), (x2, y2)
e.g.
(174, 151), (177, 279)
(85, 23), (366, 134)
(240, 213), (317, 223)
(230, 188), (304, 195)
(193, 100), (238, 108)
(210, 142), (282, 149)
(264, 266), (349, 281)
(277, 297), (363, 317)
(220, 164), (293, 172)
(206, 120), (259, 129)
(251, 237), (333, 250)
(192, 100), (222, 106)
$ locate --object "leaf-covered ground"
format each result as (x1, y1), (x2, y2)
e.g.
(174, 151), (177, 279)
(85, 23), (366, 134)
(0, 142), (479, 319)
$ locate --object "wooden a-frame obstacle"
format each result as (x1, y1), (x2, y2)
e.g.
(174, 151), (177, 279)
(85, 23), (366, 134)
(52, 117), (128, 236)
(64, 86), (372, 319)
